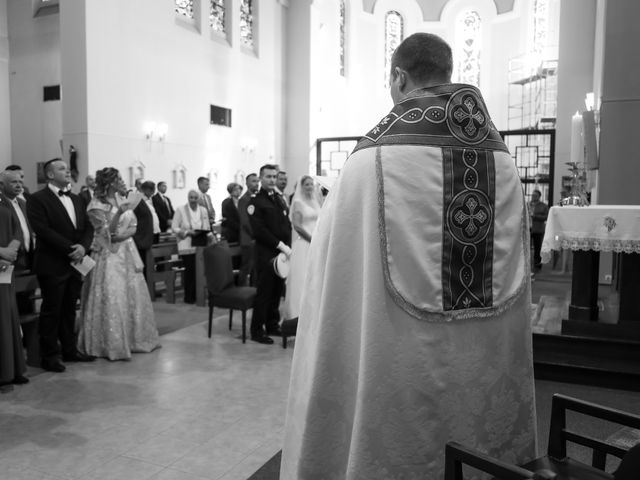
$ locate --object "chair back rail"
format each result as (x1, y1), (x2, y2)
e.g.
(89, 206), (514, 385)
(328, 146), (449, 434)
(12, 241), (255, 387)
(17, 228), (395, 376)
(444, 442), (556, 480)
(548, 394), (640, 461)
(15, 273), (39, 293)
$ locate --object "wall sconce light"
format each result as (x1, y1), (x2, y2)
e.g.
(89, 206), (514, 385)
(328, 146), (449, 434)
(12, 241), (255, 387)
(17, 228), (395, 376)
(156, 123), (168, 141)
(143, 121), (156, 140)
(241, 138), (257, 152)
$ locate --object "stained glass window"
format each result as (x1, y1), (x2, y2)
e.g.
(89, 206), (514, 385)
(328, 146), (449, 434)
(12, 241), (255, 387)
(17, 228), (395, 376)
(455, 10), (481, 87)
(339, 0), (346, 76)
(210, 0), (226, 33)
(384, 11), (404, 87)
(175, 0), (194, 19)
(533, 0), (548, 55)
(240, 0), (254, 48)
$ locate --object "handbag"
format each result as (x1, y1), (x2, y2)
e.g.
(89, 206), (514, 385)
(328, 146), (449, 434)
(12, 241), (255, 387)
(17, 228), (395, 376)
(191, 229), (209, 247)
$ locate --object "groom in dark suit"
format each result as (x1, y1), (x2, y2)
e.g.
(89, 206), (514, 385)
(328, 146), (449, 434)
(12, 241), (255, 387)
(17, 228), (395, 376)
(27, 158), (95, 372)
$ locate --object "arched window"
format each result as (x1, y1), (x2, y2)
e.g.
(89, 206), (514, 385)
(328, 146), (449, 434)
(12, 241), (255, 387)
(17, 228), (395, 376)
(210, 0), (226, 33)
(240, 0), (254, 48)
(455, 10), (481, 87)
(384, 11), (404, 87)
(175, 0), (194, 19)
(533, 0), (549, 55)
(339, 0), (346, 76)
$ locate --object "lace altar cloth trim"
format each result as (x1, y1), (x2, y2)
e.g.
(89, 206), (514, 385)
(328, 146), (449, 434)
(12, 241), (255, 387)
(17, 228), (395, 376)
(541, 236), (640, 263)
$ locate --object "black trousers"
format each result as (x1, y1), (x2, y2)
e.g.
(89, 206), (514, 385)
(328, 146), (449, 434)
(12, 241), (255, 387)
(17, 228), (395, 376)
(251, 256), (284, 337)
(239, 244), (255, 286)
(531, 232), (544, 268)
(37, 272), (82, 362)
(181, 253), (196, 304)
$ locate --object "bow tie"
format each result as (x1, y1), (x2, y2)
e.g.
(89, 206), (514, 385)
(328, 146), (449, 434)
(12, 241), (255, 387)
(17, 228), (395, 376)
(58, 189), (71, 197)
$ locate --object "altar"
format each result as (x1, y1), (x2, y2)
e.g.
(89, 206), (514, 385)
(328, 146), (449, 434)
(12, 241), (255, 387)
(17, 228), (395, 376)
(541, 205), (640, 340)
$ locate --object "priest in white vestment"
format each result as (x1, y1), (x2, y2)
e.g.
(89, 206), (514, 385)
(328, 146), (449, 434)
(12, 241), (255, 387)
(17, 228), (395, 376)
(280, 33), (537, 479)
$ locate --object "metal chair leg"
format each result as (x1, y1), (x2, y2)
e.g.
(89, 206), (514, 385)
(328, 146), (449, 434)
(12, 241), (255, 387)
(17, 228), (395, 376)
(208, 303), (213, 338)
(228, 309), (233, 330)
(241, 310), (246, 343)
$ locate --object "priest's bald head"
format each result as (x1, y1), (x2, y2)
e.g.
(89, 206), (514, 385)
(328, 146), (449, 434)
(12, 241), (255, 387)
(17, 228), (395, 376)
(390, 32), (453, 104)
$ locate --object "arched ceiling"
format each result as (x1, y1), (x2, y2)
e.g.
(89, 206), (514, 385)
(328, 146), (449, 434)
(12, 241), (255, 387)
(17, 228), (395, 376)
(361, 0), (515, 22)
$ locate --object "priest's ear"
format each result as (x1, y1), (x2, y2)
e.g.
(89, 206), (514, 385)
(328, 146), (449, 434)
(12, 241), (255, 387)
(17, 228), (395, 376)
(392, 67), (407, 88)
(390, 66), (408, 103)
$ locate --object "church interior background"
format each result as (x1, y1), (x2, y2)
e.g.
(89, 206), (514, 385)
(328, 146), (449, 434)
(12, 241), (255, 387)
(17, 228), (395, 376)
(1, 0), (640, 479)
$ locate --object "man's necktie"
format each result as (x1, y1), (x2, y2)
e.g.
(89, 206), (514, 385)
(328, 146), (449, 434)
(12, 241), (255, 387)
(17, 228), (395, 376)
(58, 190), (71, 197)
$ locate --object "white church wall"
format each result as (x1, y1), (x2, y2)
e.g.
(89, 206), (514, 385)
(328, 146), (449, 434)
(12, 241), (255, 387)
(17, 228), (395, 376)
(0, 0), (11, 165)
(6, 0), (61, 189)
(81, 0), (286, 210)
(6, 0), (285, 209)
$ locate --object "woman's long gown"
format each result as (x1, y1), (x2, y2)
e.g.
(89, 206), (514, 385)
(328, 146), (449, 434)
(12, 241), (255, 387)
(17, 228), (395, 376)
(0, 208), (26, 384)
(77, 201), (159, 360)
(284, 199), (319, 320)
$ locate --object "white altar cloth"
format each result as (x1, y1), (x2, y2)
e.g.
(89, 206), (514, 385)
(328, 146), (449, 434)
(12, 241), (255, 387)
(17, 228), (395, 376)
(541, 205), (640, 263)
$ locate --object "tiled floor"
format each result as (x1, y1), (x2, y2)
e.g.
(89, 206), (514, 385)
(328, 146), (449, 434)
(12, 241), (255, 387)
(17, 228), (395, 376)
(2, 297), (639, 480)
(0, 307), (293, 480)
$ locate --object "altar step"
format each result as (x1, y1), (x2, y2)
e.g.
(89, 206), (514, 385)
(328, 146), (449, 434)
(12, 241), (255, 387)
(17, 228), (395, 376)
(533, 332), (640, 391)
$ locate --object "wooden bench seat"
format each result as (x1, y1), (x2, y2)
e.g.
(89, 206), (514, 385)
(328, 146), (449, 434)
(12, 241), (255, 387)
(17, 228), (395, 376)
(146, 242), (185, 303)
(14, 273), (40, 367)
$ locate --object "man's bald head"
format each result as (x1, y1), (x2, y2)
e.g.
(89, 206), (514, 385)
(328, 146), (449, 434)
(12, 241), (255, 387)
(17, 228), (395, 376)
(0, 170), (24, 199)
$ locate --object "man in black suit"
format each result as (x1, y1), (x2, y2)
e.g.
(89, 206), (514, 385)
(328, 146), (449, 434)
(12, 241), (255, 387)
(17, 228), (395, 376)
(79, 174), (96, 207)
(152, 181), (174, 232)
(248, 164), (292, 344)
(238, 173), (259, 286)
(133, 181), (160, 278)
(0, 170), (34, 271)
(221, 182), (242, 243)
(26, 159), (95, 372)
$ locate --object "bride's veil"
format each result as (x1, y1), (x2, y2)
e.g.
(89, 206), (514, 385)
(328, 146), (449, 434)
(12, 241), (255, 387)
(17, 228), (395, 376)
(289, 175), (323, 223)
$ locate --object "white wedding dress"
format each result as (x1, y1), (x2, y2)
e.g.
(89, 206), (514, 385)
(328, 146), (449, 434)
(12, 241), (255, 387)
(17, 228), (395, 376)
(284, 198), (319, 320)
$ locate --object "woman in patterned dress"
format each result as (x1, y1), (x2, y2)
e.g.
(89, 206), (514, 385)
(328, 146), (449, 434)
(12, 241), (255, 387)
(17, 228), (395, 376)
(77, 168), (159, 360)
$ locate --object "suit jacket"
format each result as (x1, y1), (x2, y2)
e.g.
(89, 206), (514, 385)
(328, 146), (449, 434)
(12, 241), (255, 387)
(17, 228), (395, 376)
(221, 197), (240, 244)
(79, 189), (92, 208)
(133, 200), (155, 250)
(238, 191), (255, 247)
(152, 192), (175, 232)
(26, 186), (93, 276)
(249, 188), (292, 262)
(198, 192), (216, 224)
(0, 194), (34, 270)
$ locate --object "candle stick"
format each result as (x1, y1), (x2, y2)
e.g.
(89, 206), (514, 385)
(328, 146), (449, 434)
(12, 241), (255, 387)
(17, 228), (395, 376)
(570, 111), (583, 166)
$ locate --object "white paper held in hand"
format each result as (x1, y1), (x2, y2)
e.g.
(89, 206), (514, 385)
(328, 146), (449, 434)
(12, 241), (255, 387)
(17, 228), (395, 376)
(0, 265), (14, 284)
(72, 255), (96, 277)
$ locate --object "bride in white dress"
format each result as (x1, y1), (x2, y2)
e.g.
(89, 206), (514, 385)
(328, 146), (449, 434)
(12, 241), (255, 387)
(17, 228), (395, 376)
(284, 176), (322, 321)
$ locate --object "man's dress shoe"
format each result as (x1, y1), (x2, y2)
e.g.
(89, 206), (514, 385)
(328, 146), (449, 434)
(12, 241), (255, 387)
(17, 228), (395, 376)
(12, 376), (29, 385)
(251, 335), (274, 345)
(63, 352), (96, 362)
(41, 360), (66, 373)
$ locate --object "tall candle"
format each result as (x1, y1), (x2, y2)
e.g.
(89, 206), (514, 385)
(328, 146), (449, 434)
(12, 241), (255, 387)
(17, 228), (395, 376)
(570, 111), (583, 166)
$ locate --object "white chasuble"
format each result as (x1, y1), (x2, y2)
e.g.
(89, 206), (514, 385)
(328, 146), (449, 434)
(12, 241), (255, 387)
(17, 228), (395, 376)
(281, 84), (536, 480)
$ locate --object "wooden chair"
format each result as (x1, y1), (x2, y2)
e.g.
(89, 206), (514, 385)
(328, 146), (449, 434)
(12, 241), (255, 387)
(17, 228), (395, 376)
(445, 442), (556, 479)
(14, 272), (40, 367)
(445, 393), (640, 480)
(203, 243), (256, 343)
(145, 242), (184, 303)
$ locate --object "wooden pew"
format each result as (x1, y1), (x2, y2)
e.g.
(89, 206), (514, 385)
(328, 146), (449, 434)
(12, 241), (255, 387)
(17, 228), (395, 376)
(14, 272), (40, 367)
(145, 242), (184, 303)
